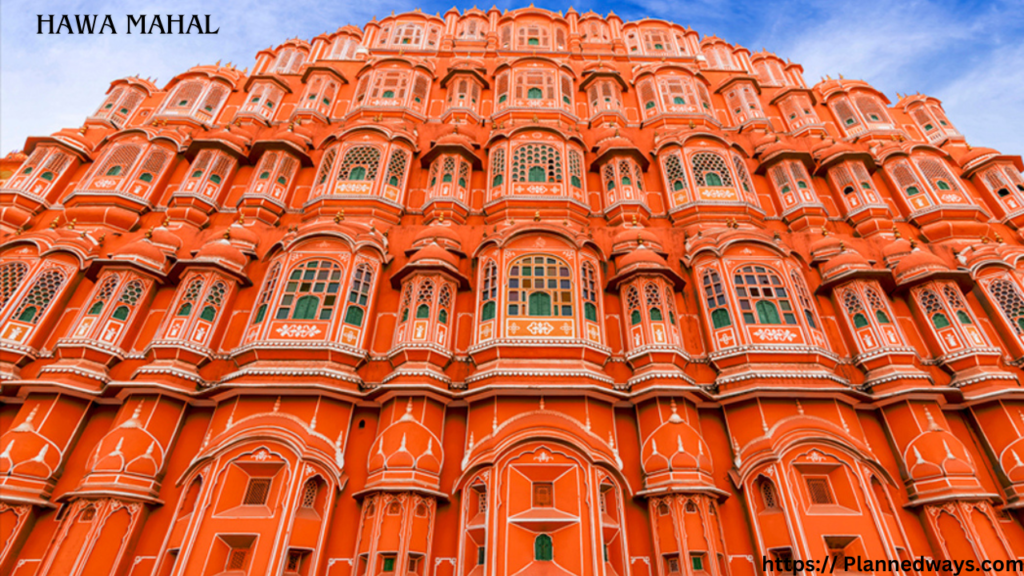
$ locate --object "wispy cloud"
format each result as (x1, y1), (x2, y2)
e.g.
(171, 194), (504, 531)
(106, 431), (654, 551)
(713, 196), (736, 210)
(2, 0), (1022, 154)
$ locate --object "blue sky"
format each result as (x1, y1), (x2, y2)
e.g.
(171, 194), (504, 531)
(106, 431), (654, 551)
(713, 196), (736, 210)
(2, 0), (1022, 154)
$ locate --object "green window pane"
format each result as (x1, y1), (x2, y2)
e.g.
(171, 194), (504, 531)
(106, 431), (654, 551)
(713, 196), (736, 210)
(139, 173), (153, 183)
(106, 166), (122, 176)
(673, 96), (685, 105)
(673, 181), (684, 191)
(210, 174), (222, 184)
(383, 557), (395, 572)
(416, 304), (430, 319)
(650, 307), (663, 321)
(88, 301), (104, 315)
(711, 308), (731, 328)
(705, 172), (722, 186)
(631, 309), (642, 325)
(345, 306), (365, 326)
(199, 305), (217, 321)
(755, 300), (780, 324)
(528, 166), (546, 183)
(254, 304), (267, 324)
(293, 295), (319, 320)
(931, 312), (950, 328)
(527, 87), (543, 99)
(906, 186), (920, 196)
(584, 302), (596, 321)
(492, 174), (503, 187)
(18, 306), (38, 323)
(645, 101), (655, 109)
(382, 90), (395, 98)
(41, 171), (54, 181)
(956, 310), (972, 324)
(401, 308), (409, 322)
(534, 535), (553, 561)
(482, 301), (496, 321)
(875, 310), (891, 324)
(528, 292), (551, 316)
(112, 305), (130, 321)
(177, 302), (192, 316)
(439, 309), (448, 324)
(349, 166), (367, 181)
(853, 313), (868, 328)
(937, 181), (951, 190)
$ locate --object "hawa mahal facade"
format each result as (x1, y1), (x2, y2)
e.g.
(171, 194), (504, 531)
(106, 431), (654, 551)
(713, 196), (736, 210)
(3, 6), (1024, 576)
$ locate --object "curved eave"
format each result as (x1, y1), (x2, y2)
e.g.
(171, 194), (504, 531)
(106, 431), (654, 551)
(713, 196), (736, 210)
(961, 153), (1024, 178)
(170, 258), (252, 287)
(590, 144), (651, 171)
(755, 148), (814, 174)
(815, 268), (893, 293)
(390, 258), (469, 289)
(420, 141), (483, 169)
(812, 148), (877, 175)
(713, 74), (761, 95)
(23, 135), (95, 162)
(243, 74), (293, 94)
(249, 138), (314, 166)
(579, 70), (629, 92)
(768, 86), (818, 107)
(300, 65), (349, 85)
(607, 262), (686, 291)
(185, 138), (251, 162)
(892, 268), (974, 293)
(439, 68), (490, 90)
(85, 258), (169, 283)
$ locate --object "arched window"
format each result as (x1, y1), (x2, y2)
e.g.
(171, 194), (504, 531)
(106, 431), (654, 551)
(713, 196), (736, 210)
(177, 279), (204, 316)
(759, 479), (778, 510)
(481, 261), (498, 321)
(627, 286), (642, 325)
(691, 152), (733, 187)
(87, 275), (120, 315)
(490, 148), (506, 188)
(702, 270), (731, 328)
(865, 288), (892, 324)
(942, 285), (975, 326)
(534, 534), (553, 561)
(399, 284), (413, 323)
(790, 271), (819, 329)
(842, 290), (869, 329)
(385, 149), (410, 189)
(301, 478), (319, 508)
(507, 255), (572, 318)
(415, 280), (435, 319)
(645, 283), (663, 321)
(438, 285), (452, 325)
(276, 260), (342, 321)
(112, 280), (145, 321)
(511, 144), (562, 184)
(988, 278), (1024, 334)
(568, 150), (584, 190)
(337, 146), (381, 182)
(14, 269), (66, 324)
(582, 263), (598, 321)
(0, 262), (30, 313)
(345, 264), (374, 326)
(919, 289), (950, 328)
(663, 153), (688, 193)
(252, 263), (282, 325)
(733, 266), (795, 325)
(199, 282), (227, 322)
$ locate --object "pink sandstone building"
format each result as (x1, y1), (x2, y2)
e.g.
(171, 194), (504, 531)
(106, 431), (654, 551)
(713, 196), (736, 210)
(2, 6), (1024, 576)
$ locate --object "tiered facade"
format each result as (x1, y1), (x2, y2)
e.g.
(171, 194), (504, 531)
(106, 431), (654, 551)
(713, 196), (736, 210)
(3, 6), (1024, 576)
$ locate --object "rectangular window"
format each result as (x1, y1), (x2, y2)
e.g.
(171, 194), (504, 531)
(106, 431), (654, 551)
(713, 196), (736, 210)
(382, 556), (396, 572)
(806, 477), (835, 505)
(533, 482), (553, 507)
(666, 555), (681, 573)
(477, 546), (486, 565)
(691, 553), (706, 572)
(243, 478), (271, 505)
(228, 549), (248, 570)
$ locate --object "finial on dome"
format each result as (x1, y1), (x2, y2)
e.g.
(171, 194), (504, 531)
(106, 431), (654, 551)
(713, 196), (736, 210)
(145, 227), (153, 239)
(534, 211), (541, 222)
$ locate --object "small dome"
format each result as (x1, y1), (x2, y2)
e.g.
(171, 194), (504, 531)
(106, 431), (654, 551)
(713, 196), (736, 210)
(893, 246), (949, 286)
(820, 247), (873, 283)
(409, 241), (461, 269)
(612, 225), (664, 255)
(641, 405), (712, 476)
(906, 429), (975, 481)
(113, 238), (167, 271)
(412, 224), (464, 254)
(809, 230), (843, 263)
(226, 222), (260, 252)
(617, 243), (669, 270)
(367, 402), (442, 476)
(958, 146), (1000, 169)
(881, 234), (913, 267)
(149, 226), (183, 252)
(195, 238), (247, 272)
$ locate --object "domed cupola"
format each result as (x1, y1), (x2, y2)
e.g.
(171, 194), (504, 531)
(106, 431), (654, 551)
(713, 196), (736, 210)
(639, 400), (723, 496)
(364, 398), (444, 494)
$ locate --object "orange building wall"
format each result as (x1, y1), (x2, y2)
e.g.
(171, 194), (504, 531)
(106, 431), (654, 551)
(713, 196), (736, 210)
(2, 6), (1024, 576)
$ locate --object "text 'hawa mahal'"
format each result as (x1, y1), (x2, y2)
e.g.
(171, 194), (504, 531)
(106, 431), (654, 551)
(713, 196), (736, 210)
(4, 5), (1024, 576)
